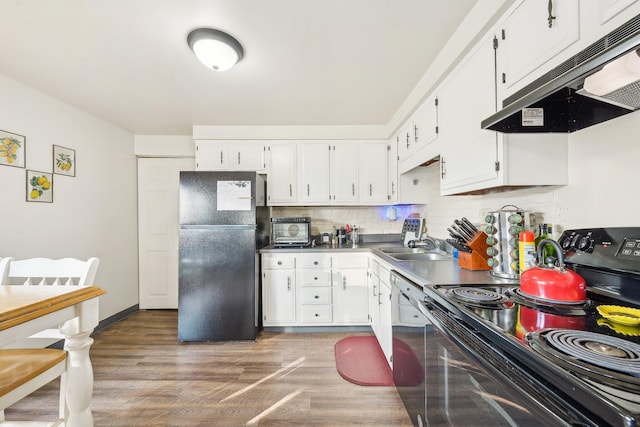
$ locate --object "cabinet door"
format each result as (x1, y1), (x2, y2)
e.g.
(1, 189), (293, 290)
(359, 142), (388, 204)
(234, 143), (266, 171)
(267, 143), (297, 205)
(263, 269), (296, 325)
(413, 95), (438, 150)
(368, 267), (380, 336)
(498, 0), (580, 96)
(439, 35), (499, 195)
(333, 268), (369, 324)
(387, 140), (398, 202)
(195, 141), (228, 170)
(330, 143), (359, 203)
(378, 269), (393, 368)
(396, 123), (413, 163)
(299, 143), (330, 204)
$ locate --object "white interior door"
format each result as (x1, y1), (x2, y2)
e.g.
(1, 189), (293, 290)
(138, 157), (194, 309)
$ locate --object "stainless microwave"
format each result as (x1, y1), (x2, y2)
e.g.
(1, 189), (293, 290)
(271, 217), (311, 247)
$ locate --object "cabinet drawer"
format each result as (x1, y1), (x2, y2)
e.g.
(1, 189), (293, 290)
(333, 253), (369, 269)
(297, 254), (331, 269)
(299, 287), (332, 305)
(297, 270), (331, 286)
(263, 254), (295, 269)
(299, 305), (332, 323)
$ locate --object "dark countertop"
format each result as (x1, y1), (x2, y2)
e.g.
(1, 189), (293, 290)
(260, 242), (519, 288)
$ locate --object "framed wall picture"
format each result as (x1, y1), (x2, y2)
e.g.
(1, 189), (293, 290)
(0, 129), (26, 168)
(53, 145), (75, 176)
(26, 170), (53, 203)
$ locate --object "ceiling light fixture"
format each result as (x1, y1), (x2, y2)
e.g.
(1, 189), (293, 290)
(187, 28), (244, 72)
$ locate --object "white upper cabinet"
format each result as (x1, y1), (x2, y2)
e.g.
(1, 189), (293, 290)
(395, 122), (413, 164)
(439, 33), (568, 195)
(497, 0), (580, 99)
(581, 0), (640, 44)
(267, 143), (297, 205)
(330, 143), (359, 203)
(398, 93), (439, 174)
(439, 35), (499, 194)
(358, 142), (389, 204)
(195, 141), (266, 172)
(387, 139), (398, 203)
(298, 143), (331, 204)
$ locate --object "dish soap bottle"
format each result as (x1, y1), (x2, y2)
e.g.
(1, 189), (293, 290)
(519, 231), (536, 273)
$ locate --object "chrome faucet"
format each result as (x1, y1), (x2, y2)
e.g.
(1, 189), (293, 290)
(407, 235), (440, 250)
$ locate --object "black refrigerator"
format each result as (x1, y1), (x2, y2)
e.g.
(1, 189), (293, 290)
(178, 171), (269, 342)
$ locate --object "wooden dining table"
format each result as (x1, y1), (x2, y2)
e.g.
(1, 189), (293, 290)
(0, 285), (106, 427)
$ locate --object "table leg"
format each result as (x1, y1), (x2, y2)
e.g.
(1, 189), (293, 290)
(62, 331), (95, 427)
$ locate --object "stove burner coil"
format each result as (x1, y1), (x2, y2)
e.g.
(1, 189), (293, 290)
(446, 287), (511, 309)
(542, 329), (640, 376)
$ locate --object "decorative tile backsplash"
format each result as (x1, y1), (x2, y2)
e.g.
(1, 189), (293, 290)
(271, 205), (425, 236)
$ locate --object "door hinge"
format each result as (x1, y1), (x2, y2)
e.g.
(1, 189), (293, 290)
(493, 35), (498, 50)
(501, 29), (505, 40)
(435, 126), (439, 134)
(434, 97), (438, 107)
(502, 72), (506, 84)
(387, 145), (391, 151)
(495, 161), (501, 172)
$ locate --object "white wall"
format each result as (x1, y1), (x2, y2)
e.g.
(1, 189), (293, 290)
(422, 111), (640, 239)
(0, 74), (138, 321)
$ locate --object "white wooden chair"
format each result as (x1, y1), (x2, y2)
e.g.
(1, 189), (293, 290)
(0, 257), (99, 426)
(1, 257), (99, 348)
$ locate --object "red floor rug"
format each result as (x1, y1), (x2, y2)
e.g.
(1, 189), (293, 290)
(334, 336), (424, 386)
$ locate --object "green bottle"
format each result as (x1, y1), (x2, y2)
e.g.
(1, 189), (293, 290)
(535, 223), (555, 264)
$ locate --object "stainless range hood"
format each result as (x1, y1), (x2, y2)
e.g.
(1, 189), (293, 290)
(482, 14), (640, 133)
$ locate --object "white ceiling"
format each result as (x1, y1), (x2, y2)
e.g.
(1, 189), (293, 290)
(0, 0), (477, 135)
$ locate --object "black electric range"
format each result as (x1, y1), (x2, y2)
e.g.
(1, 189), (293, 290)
(426, 227), (640, 427)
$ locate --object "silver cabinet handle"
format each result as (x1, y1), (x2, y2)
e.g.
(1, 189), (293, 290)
(220, 151), (224, 164)
(391, 182), (395, 195)
(352, 183), (355, 196)
(289, 184), (292, 197)
(369, 184), (373, 196)
(314, 261), (318, 265)
(414, 124), (418, 142)
(287, 276), (291, 291)
(342, 276), (346, 290)
(547, 0), (556, 28)
(277, 261), (282, 265)
(406, 132), (410, 148)
(237, 152), (241, 165)
(307, 184), (310, 196)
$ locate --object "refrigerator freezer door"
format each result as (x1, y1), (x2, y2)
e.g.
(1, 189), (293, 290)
(179, 171), (258, 226)
(178, 226), (258, 341)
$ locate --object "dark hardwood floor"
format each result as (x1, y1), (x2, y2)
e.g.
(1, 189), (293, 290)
(6, 310), (412, 426)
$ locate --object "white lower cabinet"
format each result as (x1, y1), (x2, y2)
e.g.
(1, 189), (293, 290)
(296, 253), (333, 324)
(367, 257), (393, 368)
(261, 251), (371, 326)
(262, 254), (296, 326)
(377, 264), (393, 368)
(333, 254), (369, 324)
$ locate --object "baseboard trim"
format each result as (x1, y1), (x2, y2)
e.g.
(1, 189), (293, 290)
(263, 325), (373, 333)
(48, 304), (139, 349)
(95, 304), (139, 332)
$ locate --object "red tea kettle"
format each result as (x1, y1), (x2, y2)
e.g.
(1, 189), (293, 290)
(520, 239), (587, 303)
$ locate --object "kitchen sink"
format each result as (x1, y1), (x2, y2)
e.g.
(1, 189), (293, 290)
(377, 247), (428, 254)
(387, 252), (451, 261)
